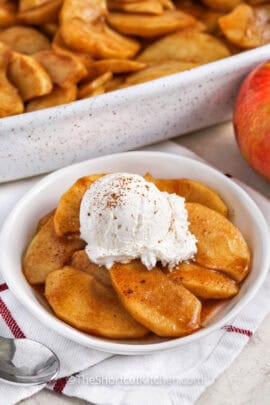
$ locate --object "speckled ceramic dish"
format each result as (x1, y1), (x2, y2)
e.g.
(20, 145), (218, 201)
(0, 151), (269, 354)
(0, 45), (270, 183)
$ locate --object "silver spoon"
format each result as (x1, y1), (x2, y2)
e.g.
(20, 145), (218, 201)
(0, 336), (60, 385)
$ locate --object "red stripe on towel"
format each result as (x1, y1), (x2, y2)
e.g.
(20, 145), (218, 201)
(53, 376), (70, 393)
(0, 297), (25, 338)
(222, 324), (253, 337)
(0, 283), (8, 292)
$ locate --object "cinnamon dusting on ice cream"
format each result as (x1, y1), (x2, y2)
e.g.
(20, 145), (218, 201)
(80, 173), (197, 270)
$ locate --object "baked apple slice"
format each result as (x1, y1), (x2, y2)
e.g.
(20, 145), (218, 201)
(110, 260), (201, 337)
(45, 266), (149, 339)
(8, 51), (53, 101)
(144, 173), (228, 216)
(54, 174), (105, 236)
(166, 263), (239, 299)
(23, 216), (84, 285)
(186, 202), (250, 282)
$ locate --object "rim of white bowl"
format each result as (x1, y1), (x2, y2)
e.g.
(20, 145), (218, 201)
(0, 151), (269, 355)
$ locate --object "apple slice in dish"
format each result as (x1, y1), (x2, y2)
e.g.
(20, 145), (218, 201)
(166, 262), (239, 299)
(186, 202), (250, 282)
(23, 216), (84, 285)
(144, 173), (228, 216)
(54, 174), (105, 236)
(110, 260), (201, 337)
(45, 266), (149, 339)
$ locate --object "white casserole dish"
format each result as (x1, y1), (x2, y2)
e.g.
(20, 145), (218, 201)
(0, 151), (269, 354)
(0, 44), (270, 182)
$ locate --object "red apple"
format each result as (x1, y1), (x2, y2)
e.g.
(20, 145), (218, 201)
(234, 62), (270, 182)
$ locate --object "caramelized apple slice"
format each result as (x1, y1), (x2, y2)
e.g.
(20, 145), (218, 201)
(186, 202), (250, 282)
(166, 263), (239, 299)
(71, 250), (111, 287)
(8, 51), (53, 101)
(45, 266), (149, 338)
(144, 173), (228, 216)
(137, 30), (230, 64)
(26, 85), (77, 112)
(77, 72), (112, 99)
(110, 260), (201, 337)
(23, 216), (84, 285)
(0, 44), (24, 118)
(0, 26), (51, 55)
(107, 10), (197, 38)
(85, 59), (145, 80)
(18, 0), (63, 25)
(34, 50), (88, 87)
(125, 62), (198, 86)
(218, 4), (270, 49)
(54, 174), (105, 236)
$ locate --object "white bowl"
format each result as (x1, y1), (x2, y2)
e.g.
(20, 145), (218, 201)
(1, 45), (270, 182)
(0, 151), (269, 355)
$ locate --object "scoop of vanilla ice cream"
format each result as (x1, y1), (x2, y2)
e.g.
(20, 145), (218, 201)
(80, 173), (197, 270)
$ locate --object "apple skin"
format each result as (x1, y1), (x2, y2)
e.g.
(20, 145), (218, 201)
(234, 62), (270, 182)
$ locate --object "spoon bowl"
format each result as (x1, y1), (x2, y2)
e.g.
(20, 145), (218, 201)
(0, 337), (59, 385)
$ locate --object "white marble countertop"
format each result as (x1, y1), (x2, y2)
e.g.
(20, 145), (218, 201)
(20, 121), (270, 405)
